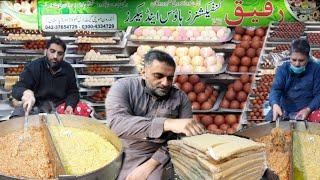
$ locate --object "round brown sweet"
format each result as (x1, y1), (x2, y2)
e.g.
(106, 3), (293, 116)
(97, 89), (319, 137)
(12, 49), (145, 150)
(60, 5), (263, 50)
(246, 48), (256, 58)
(194, 82), (206, 94)
(192, 102), (200, 110)
(241, 56), (251, 66)
(214, 115), (225, 126)
(188, 74), (200, 85)
(187, 92), (197, 102)
(177, 75), (189, 84)
(220, 99), (230, 108)
(233, 80), (243, 92)
(225, 114), (238, 125)
(251, 40), (262, 49)
(228, 65), (239, 72)
(230, 100), (240, 109)
(197, 92), (208, 103)
(255, 28), (265, 37)
(205, 86), (214, 97)
(181, 82), (193, 93)
(240, 41), (250, 49)
(234, 47), (246, 58)
(225, 89), (236, 101)
(243, 83), (251, 93)
(251, 57), (259, 66)
(239, 66), (249, 72)
(252, 36), (261, 42)
(236, 91), (247, 102)
(219, 124), (230, 131)
(229, 55), (240, 66)
(240, 102), (246, 109)
(249, 66), (256, 72)
(233, 34), (242, 41)
(207, 124), (218, 131)
(227, 128), (236, 134)
(201, 101), (213, 110)
(201, 115), (213, 126)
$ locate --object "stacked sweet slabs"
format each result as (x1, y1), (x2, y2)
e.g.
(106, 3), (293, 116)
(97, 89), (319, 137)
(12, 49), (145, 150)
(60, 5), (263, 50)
(168, 134), (267, 180)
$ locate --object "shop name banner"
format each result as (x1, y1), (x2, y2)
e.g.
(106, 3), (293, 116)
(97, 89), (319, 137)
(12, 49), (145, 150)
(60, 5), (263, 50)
(122, 0), (295, 28)
(42, 14), (117, 31)
(37, 0), (296, 30)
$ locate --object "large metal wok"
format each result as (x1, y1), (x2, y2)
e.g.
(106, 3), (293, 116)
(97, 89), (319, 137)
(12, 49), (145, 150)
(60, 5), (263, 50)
(0, 114), (123, 180)
(235, 121), (320, 180)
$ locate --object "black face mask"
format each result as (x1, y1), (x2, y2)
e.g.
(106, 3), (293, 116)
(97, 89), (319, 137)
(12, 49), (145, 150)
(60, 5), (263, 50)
(45, 57), (62, 72)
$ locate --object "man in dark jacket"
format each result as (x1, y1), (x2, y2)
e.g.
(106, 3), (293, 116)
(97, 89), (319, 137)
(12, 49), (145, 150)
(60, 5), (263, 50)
(268, 38), (320, 121)
(12, 36), (79, 117)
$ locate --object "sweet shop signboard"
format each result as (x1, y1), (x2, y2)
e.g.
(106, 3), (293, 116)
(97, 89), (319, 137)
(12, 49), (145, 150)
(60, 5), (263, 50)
(122, 0), (294, 27)
(36, 0), (317, 30)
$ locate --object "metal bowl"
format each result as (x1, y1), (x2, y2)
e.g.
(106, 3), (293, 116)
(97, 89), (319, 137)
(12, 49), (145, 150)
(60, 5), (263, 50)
(0, 114), (123, 180)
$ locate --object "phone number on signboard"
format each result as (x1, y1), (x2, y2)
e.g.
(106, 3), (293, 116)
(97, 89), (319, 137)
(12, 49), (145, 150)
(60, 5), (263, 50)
(82, 24), (115, 29)
(45, 24), (115, 30)
(45, 25), (78, 30)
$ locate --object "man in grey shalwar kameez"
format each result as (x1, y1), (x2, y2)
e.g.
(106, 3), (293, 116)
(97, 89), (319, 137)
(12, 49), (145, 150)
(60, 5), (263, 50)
(106, 50), (205, 180)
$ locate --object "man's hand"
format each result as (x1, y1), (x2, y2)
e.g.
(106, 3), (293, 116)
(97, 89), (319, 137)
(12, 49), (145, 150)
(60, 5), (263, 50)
(64, 106), (73, 114)
(126, 158), (159, 180)
(21, 89), (35, 114)
(164, 118), (206, 136)
(272, 104), (283, 122)
(295, 107), (311, 120)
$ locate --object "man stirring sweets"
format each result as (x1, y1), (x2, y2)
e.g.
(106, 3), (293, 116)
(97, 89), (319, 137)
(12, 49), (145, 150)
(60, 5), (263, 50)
(12, 36), (79, 117)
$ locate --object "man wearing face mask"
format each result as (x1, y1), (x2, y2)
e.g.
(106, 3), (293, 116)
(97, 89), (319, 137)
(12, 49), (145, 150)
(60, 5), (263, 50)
(106, 50), (205, 180)
(11, 36), (79, 117)
(267, 38), (320, 121)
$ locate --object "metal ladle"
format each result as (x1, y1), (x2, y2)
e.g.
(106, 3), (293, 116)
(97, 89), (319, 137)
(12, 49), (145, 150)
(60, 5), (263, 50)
(49, 101), (72, 137)
(54, 111), (72, 137)
(15, 111), (32, 156)
(23, 111), (29, 135)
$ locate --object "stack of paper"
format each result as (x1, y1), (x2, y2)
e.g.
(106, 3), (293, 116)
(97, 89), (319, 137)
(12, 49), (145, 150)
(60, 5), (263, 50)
(168, 134), (267, 180)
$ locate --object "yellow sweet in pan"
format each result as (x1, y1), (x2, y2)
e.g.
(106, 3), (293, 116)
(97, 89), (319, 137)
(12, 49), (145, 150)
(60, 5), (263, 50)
(49, 126), (119, 175)
(293, 131), (320, 180)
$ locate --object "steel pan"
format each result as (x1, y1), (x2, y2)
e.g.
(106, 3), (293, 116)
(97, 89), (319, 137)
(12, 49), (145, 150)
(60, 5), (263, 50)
(0, 114), (123, 180)
(235, 121), (320, 180)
